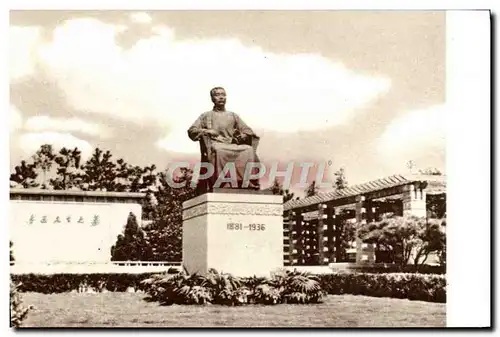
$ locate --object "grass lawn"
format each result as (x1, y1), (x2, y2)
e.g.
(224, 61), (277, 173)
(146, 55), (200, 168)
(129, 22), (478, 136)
(19, 292), (445, 328)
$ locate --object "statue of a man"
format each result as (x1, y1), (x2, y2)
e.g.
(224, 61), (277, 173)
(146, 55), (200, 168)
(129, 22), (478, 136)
(188, 87), (260, 192)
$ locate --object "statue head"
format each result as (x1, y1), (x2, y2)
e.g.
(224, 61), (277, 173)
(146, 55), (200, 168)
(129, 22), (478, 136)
(210, 87), (226, 109)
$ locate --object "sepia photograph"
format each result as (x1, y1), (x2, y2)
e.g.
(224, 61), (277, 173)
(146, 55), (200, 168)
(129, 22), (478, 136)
(7, 8), (491, 329)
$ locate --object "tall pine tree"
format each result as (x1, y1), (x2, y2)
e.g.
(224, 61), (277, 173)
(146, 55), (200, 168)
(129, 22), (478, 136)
(270, 178), (297, 202)
(306, 180), (317, 197)
(333, 167), (348, 191)
(50, 147), (83, 190)
(32, 144), (56, 189)
(142, 168), (196, 261)
(10, 160), (39, 188)
(80, 148), (117, 191)
(110, 212), (151, 261)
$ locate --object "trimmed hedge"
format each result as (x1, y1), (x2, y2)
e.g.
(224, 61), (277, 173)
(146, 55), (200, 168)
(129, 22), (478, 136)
(318, 272), (446, 303)
(11, 270), (446, 303)
(339, 264), (445, 275)
(11, 273), (164, 294)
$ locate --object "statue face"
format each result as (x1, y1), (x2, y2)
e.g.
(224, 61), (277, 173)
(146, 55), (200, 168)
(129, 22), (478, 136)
(211, 88), (226, 107)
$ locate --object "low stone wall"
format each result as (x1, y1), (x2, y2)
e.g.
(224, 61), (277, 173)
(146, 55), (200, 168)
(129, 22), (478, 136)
(10, 262), (181, 275)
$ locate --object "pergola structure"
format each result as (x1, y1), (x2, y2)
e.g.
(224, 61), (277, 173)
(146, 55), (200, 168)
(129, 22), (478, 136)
(282, 174), (446, 266)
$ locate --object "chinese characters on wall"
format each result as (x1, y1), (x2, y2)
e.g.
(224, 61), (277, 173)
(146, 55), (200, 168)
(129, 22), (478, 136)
(27, 214), (100, 226)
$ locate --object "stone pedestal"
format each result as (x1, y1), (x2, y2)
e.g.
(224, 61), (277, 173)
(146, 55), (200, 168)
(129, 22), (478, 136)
(182, 192), (284, 277)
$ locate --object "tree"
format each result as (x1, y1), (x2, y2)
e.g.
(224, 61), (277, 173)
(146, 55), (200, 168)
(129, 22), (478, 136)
(10, 160), (39, 188)
(32, 144), (56, 189)
(333, 168), (348, 191)
(418, 167), (443, 175)
(143, 168), (196, 261)
(406, 160), (416, 174)
(336, 211), (356, 262)
(438, 218), (446, 267)
(50, 147), (83, 190)
(80, 148), (117, 191)
(141, 164), (158, 191)
(283, 190), (297, 203)
(270, 178), (297, 203)
(358, 214), (446, 266)
(10, 241), (14, 264)
(270, 178), (283, 195)
(305, 181), (317, 197)
(427, 193), (446, 219)
(111, 212), (151, 261)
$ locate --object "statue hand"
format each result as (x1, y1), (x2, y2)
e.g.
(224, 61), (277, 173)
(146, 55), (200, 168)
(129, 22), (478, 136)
(203, 129), (219, 137)
(236, 133), (248, 144)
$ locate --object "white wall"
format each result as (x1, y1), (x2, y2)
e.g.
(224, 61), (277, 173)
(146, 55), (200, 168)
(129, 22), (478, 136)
(10, 200), (142, 264)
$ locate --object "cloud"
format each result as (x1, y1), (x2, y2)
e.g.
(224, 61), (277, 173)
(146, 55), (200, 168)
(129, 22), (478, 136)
(24, 116), (112, 138)
(33, 18), (390, 153)
(10, 106), (23, 133)
(156, 129), (199, 154)
(10, 26), (41, 81)
(129, 12), (152, 24)
(377, 104), (446, 159)
(18, 132), (93, 159)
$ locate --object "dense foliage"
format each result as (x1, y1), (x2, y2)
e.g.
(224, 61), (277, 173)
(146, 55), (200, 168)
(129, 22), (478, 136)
(141, 269), (325, 306)
(10, 279), (32, 327)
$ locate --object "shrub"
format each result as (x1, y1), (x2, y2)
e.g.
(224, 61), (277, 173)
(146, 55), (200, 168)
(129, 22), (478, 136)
(143, 272), (210, 305)
(141, 269), (326, 306)
(11, 272), (165, 294)
(266, 269), (325, 304)
(200, 269), (244, 305)
(10, 279), (32, 327)
(318, 272), (446, 303)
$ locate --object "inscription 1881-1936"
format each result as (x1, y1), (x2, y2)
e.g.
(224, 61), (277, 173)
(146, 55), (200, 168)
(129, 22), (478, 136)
(227, 222), (266, 231)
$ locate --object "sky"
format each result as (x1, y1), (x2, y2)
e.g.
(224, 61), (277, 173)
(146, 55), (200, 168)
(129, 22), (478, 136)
(9, 10), (446, 194)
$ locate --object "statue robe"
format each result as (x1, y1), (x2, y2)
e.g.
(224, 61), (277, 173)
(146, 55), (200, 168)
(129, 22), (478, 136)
(188, 110), (259, 189)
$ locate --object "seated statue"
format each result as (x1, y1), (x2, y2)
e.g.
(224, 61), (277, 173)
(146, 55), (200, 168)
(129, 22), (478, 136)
(188, 87), (261, 193)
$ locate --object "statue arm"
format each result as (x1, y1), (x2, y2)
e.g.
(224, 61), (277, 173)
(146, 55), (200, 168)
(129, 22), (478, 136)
(188, 113), (207, 141)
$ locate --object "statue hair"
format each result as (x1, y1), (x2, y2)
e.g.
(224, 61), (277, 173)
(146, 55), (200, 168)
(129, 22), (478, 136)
(210, 87), (225, 98)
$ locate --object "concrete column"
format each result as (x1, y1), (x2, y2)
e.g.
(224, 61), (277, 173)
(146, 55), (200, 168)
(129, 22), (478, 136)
(283, 210), (292, 266)
(365, 200), (377, 263)
(289, 211), (297, 266)
(327, 206), (337, 263)
(355, 195), (375, 264)
(355, 195), (366, 264)
(294, 211), (304, 265)
(402, 184), (427, 217)
(317, 204), (328, 265)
